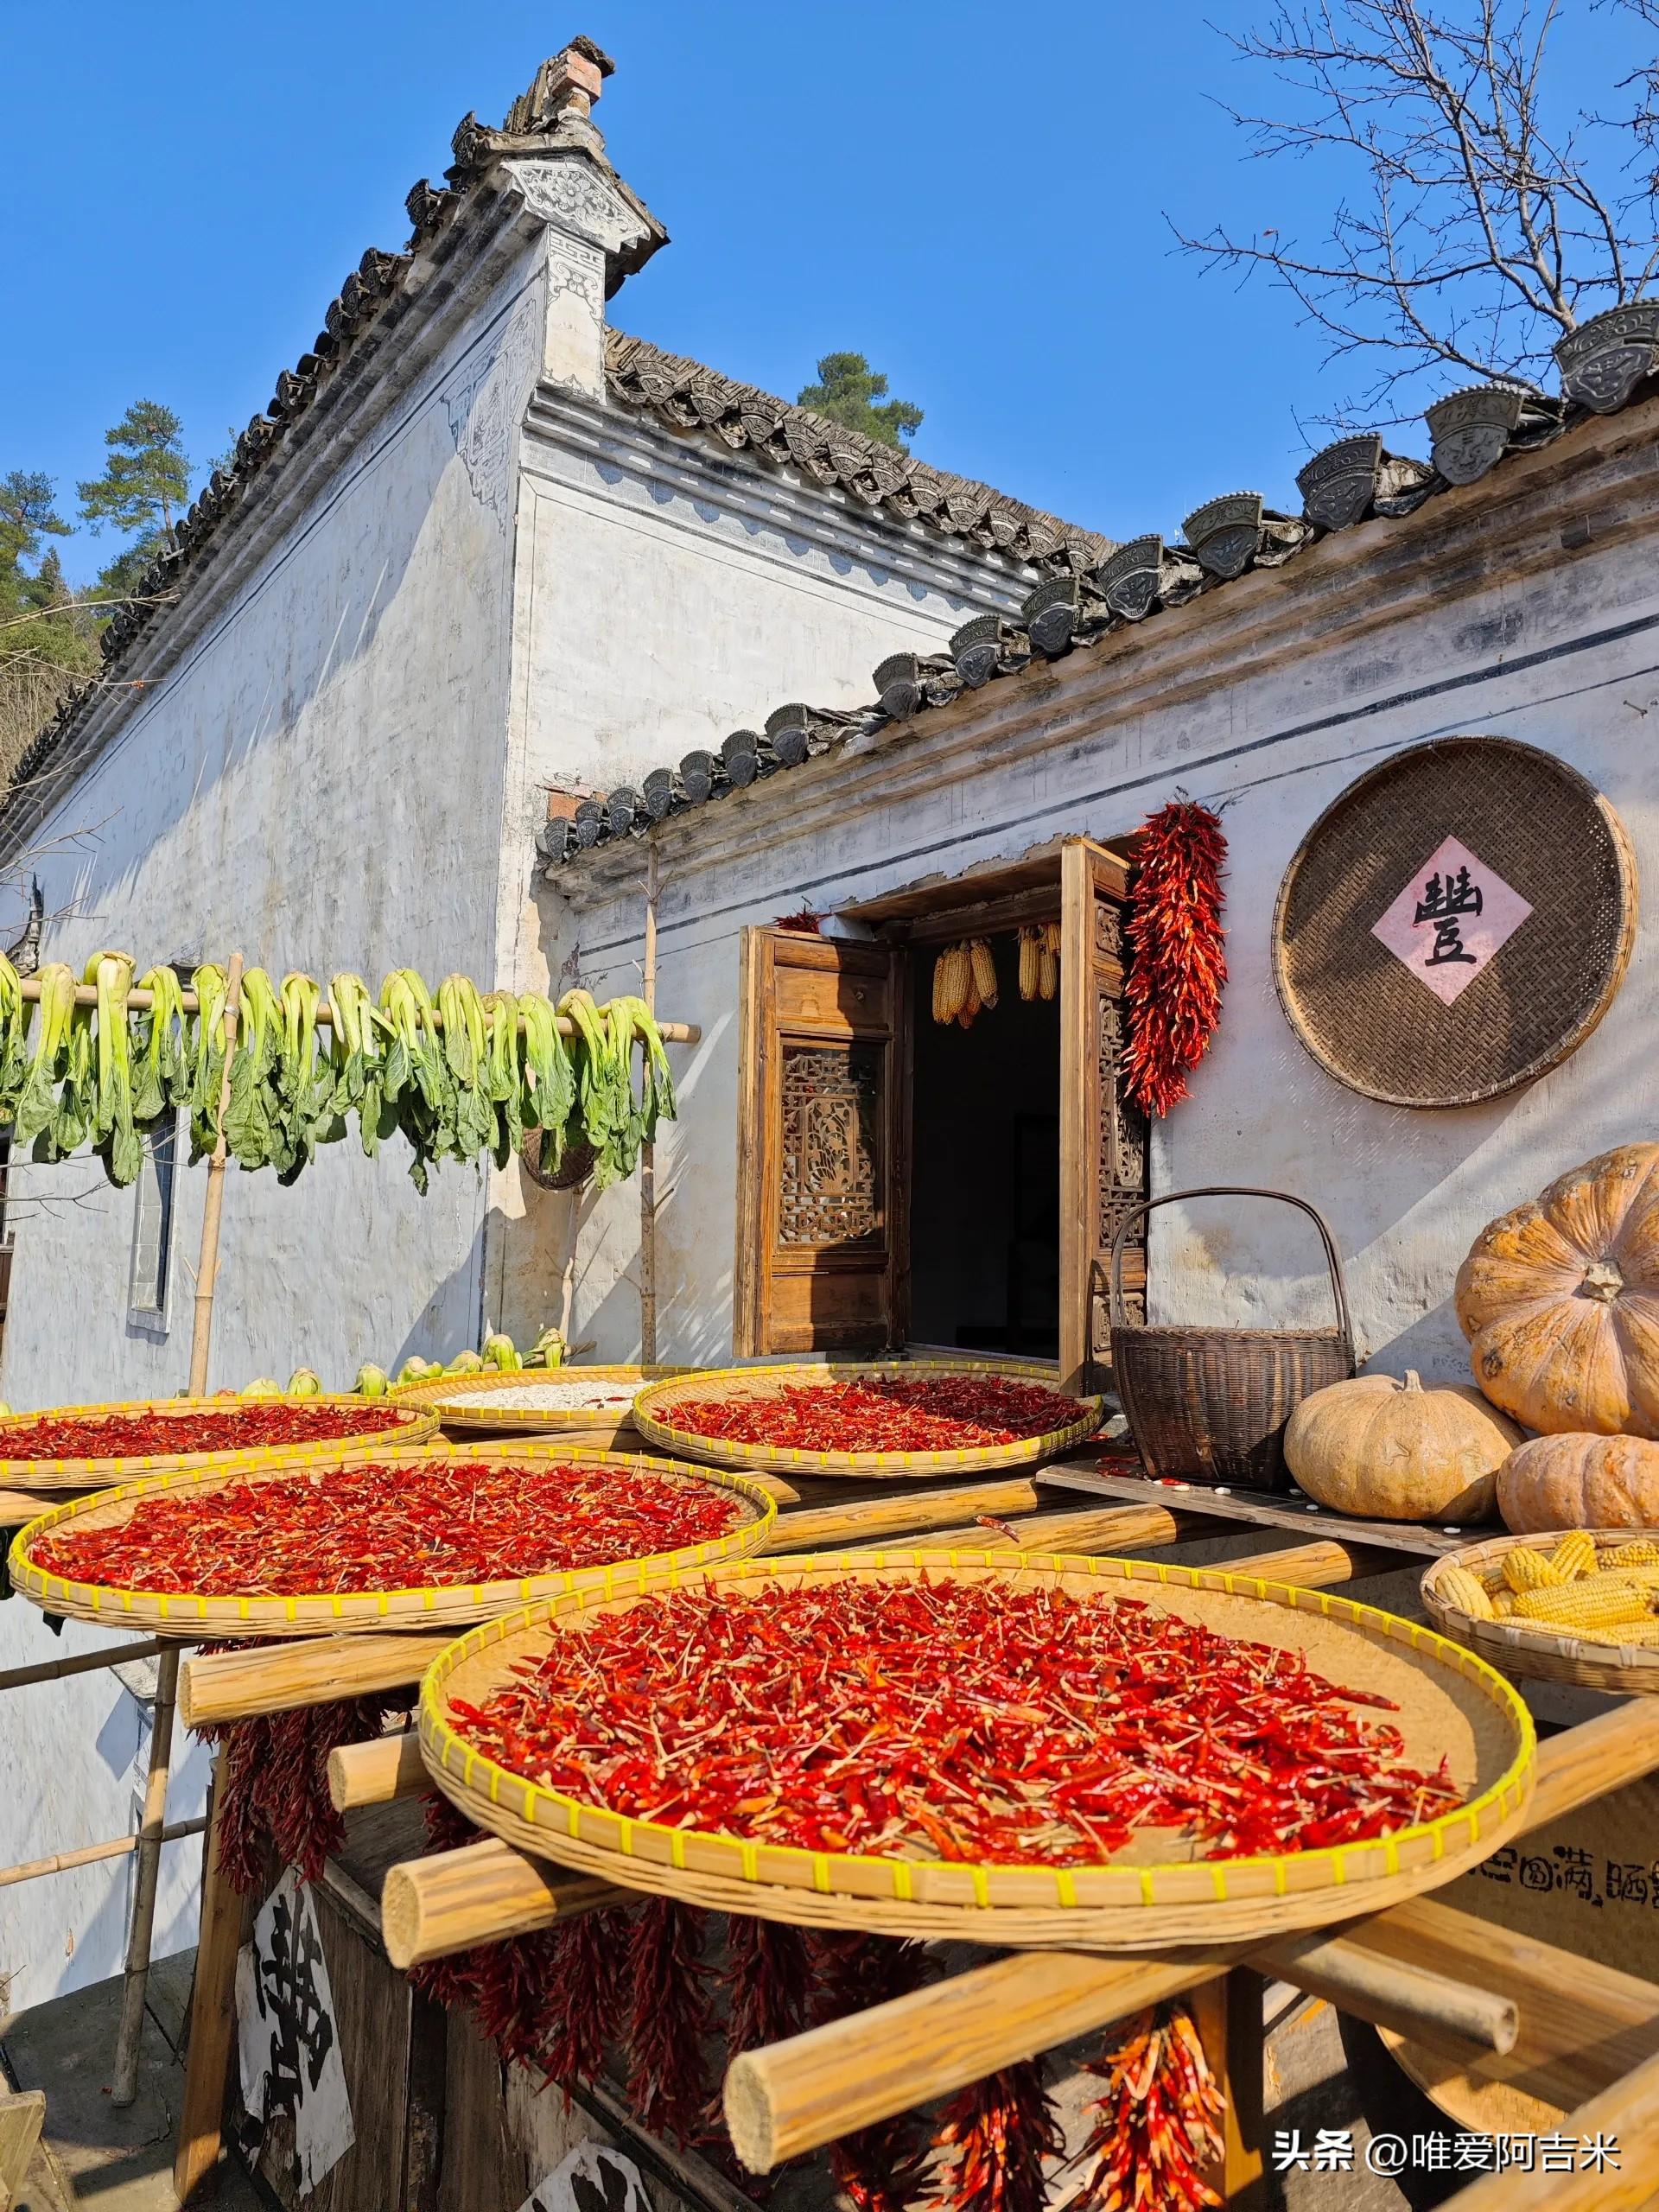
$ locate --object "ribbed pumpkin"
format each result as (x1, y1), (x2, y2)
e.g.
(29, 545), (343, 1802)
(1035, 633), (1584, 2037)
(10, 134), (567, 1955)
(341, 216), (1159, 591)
(1283, 1370), (1520, 1522)
(1497, 1432), (1659, 1533)
(1456, 1144), (1659, 1437)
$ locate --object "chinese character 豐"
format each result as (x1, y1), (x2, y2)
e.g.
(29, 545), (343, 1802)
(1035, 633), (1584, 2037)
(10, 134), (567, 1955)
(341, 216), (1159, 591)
(1414, 865), (1484, 966)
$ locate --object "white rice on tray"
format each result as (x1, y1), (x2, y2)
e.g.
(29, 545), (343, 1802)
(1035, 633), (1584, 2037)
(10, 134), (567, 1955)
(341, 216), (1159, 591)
(439, 1380), (638, 1411)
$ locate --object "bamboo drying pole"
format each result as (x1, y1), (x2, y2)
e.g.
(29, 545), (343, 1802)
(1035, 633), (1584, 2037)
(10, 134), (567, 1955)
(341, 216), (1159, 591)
(639, 840), (659, 1365)
(327, 1729), (429, 1812)
(0, 1636), (183, 1695)
(380, 1841), (628, 1967)
(720, 1696), (1659, 2170)
(0, 1818), (207, 1891)
(179, 1630), (455, 1730)
(112, 955), (243, 2107)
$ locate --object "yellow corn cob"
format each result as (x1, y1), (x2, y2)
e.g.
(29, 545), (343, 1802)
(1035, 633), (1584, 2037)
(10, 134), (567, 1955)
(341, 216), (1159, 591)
(1043, 921), (1062, 956)
(1570, 1618), (1659, 1647)
(1503, 1545), (1567, 1593)
(969, 938), (998, 1007)
(1608, 1540), (1659, 1567)
(1614, 1562), (1659, 1589)
(939, 943), (969, 1022)
(1436, 1565), (1495, 1620)
(1039, 947), (1058, 1001)
(1511, 1577), (1649, 1627)
(1549, 1532), (1599, 1581)
(1018, 927), (1041, 1001)
(932, 951), (950, 1024)
(1490, 1588), (1516, 1617)
(957, 963), (981, 1029)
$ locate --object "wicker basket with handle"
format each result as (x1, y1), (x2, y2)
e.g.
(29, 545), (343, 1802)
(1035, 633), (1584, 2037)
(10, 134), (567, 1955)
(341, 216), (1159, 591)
(1109, 1186), (1357, 1493)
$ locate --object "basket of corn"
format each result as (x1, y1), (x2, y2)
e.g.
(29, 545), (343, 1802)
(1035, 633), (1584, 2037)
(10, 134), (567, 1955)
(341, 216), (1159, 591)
(1422, 1529), (1659, 1693)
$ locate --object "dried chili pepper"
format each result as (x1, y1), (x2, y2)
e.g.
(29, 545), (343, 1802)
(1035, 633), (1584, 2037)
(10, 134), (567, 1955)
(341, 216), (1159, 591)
(35, 1455), (747, 1597)
(808, 1932), (932, 2212)
(539, 1907), (633, 2088)
(1122, 799), (1227, 1118)
(658, 1376), (1086, 1455)
(723, 1916), (812, 2056)
(1070, 2003), (1224, 2212)
(0, 1401), (410, 1461)
(625, 1898), (714, 2144)
(200, 1694), (399, 1892)
(448, 1577), (1461, 1869)
(933, 2062), (1061, 2212)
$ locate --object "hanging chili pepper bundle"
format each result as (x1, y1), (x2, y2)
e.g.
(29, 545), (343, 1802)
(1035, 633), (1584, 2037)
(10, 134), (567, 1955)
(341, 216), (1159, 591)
(658, 1375), (1087, 1455)
(448, 1578), (1461, 1867)
(1071, 2003), (1224, 2212)
(0, 1399), (410, 1462)
(625, 1898), (715, 2143)
(933, 2062), (1062, 2212)
(34, 1454), (748, 1596)
(723, 1915), (813, 2056)
(809, 1933), (932, 2212)
(1122, 799), (1227, 1118)
(540, 1907), (634, 2088)
(200, 1694), (399, 1891)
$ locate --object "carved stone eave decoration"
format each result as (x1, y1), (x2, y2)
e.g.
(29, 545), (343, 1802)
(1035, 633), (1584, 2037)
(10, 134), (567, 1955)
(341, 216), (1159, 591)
(873, 652), (925, 720)
(499, 154), (664, 287)
(1091, 533), (1201, 622)
(1179, 492), (1306, 581)
(948, 614), (1007, 689)
(1554, 301), (1659, 414)
(1421, 383), (1564, 486)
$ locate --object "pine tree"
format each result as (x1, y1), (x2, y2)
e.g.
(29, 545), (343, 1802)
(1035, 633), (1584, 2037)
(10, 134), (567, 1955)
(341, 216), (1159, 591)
(796, 353), (923, 448)
(77, 400), (191, 602)
(1, 471), (98, 767)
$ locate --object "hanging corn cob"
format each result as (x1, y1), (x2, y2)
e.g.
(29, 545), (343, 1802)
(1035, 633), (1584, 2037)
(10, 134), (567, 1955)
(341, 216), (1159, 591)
(1017, 926), (1042, 1001)
(1039, 921), (1059, 1002)
(957, 957), (982, 1029)
(934, 942), (971, 1024)
(969, 938), (998, 1008)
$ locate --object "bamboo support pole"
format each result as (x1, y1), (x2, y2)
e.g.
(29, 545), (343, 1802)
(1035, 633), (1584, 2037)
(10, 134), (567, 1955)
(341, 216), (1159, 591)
(111, 1644), (181, 2102)
(720, 1697), (1659, 2170)
(0, 1484), (92, 1524)
(0, 1635), (182, 1694)
(10, 975), (700, 1046)
(327, 1728), (429, 1812)
(179, 1630), (454, 1730)
(0, 1816), (205, 1891)
(764, 1478), (1046, 1552)
(1438, 2043), (1659, 2212)
(173, 1783), (247, 2204)
(639, 839), (658, 1365)
(380, 1840), (629, 1967)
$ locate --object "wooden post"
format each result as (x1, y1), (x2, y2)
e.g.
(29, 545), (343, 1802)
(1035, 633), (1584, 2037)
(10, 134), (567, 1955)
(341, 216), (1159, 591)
(110, 1643), (181, 2105)
(173, 1778), (247, 2203)
(1190, 1970), (1267, 2211)
(639, 841), (658, 1364)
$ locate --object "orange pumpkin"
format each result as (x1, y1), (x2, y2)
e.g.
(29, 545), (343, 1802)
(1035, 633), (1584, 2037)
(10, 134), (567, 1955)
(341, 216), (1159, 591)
(1497, 1432), (1659, 1533)
(1455, 1144), (1659, 1436)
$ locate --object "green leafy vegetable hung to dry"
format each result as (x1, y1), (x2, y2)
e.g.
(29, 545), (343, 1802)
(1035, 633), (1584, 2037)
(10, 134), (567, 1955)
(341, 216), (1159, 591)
(0, 952), (31, 1126)
(86, 950), (141, 1187)
(131, 965), (188, 1127)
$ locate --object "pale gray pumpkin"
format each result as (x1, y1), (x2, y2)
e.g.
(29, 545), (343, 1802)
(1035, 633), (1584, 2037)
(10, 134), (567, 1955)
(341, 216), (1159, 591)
(1284, 1370), (1521, 1522)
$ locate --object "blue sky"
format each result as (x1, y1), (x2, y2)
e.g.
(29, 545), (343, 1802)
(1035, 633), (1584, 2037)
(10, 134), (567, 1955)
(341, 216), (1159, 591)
(5, 1), (1651, 584)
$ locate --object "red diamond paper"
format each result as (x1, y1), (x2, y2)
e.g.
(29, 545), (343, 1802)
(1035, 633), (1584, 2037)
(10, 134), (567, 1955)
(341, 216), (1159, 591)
(1371, 835), (1533, 1005)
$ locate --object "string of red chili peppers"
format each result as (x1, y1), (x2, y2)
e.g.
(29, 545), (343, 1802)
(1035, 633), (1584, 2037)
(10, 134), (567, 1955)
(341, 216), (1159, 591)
(199, 1693), (405, 1892)
(450, 1579), (1461, 1867)
(35, 1458), (747, 1597)
(0, 1401), (410, 1462)
(658, 1376), (1087, 1454)
(807, 1931), (934, 2212)
(1068, 2004), (1224, 2212)
(1122, 798), (1228, 1120)
(935, 2063), (1064, 2212)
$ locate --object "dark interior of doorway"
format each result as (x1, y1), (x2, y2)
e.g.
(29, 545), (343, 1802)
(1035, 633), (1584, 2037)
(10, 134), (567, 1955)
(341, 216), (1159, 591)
(907, 944), (1061, 1358)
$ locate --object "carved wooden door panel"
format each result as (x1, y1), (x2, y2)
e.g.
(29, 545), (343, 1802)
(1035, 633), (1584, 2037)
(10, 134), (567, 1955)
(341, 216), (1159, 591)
(734, 930), (910, 1356)
(1059, 839), (1147, 1394)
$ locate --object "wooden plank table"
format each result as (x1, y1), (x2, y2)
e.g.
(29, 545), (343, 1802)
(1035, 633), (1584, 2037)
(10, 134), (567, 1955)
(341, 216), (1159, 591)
(1039, 1459), (1481, 1558)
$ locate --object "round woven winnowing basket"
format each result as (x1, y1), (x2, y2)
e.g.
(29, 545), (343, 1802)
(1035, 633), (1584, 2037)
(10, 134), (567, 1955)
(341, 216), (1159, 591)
(393, 1367), (696, 1440)
(631, 1363), (1103, 1480)
(1422, 1529), (1659, 1694)
(1272, 735), (1637, 1108)
(9, 1445), (775, 1639)
(419, 1550), (1534, 1951)
(0, 1395), (440, 1493)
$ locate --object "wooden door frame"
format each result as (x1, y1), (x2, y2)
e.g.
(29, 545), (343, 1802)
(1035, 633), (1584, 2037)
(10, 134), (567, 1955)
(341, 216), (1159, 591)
(1058, 837), (1134, 1395)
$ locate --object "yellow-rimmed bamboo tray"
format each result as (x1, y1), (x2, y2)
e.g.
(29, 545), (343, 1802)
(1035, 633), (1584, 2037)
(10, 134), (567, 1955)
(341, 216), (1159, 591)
(419, 1550), (1535, 1950)
(0, 1395), (440, 1493)
(9, 1445), (776, 1640)
(1422, 1529), (1659, 1694)
(392, 1366), (696, 1441)
(631, 1362), (1103, 1481)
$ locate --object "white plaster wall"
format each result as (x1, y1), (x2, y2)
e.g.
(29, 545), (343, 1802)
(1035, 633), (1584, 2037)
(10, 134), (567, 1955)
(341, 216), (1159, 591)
(0, 248), (537, 2007)
(548, 465), (1659, 1384)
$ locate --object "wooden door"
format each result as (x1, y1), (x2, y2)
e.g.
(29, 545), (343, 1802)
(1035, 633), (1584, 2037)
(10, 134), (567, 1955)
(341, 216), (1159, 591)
(1059, 838), (1147, 1394)
(734, 929), (911, 1357)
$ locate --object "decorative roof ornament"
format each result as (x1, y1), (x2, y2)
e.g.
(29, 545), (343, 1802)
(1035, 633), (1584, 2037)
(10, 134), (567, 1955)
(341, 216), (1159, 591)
(721, 731), (760, 788)
(1022, 579), (1080, 658)
(607, 786), (640, 838)
(1424, 385), (1529, 485)
(641, 767), (676, 822)
(678, 750), (718, 805)
(1297, 435), (1385, 531)
(1094, 535), (1166, 621)
(764, 706), (812, 769)
(873, 653), (924, 720)
(1182, 493), (1266, 580)
(948, 614), (1007, 689)
(1554, 302), (1659, 415)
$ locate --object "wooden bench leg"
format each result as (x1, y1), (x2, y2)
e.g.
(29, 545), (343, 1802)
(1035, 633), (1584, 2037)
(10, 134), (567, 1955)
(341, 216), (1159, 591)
(1191, 1967), (1267, 2210)
(173, 1768), (243, 2204)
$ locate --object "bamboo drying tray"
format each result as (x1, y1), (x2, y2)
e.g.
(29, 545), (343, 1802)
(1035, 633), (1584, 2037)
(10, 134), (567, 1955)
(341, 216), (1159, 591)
(631, 1362), (1103, 1481)
(419, 1550), (1534, 1950)
(392, 1366), (695, 1441)
(1422, 1529), (1659, 1694)
(0, 1395), (440, 1494)
(9, 1445), (775, 1639)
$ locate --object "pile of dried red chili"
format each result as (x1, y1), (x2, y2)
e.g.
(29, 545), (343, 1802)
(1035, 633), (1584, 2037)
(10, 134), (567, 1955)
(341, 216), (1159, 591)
(659, 1375), (1089, 1453)
(31, 1459), (749, 1595)
(0, 1400), (411, 1461)
(450, 1578), (1460, 1863)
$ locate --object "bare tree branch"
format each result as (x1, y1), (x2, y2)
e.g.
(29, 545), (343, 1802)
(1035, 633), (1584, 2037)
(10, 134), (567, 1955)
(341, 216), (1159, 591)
(1172, 0), (1659, 427)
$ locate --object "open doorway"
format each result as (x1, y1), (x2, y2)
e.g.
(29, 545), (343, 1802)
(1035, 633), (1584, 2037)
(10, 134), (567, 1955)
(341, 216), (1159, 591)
(908, 944), (1061, 1357)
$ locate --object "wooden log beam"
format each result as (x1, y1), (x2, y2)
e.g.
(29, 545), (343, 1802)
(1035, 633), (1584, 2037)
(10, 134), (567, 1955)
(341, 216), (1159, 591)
(380, 1840), (630, 1967)
(179, 1631), (454, 1728)
(327, 1729), (428, 1813)
(719, 1698), (1659, 2171)
(1438, 2043), (1659, 2211)
(763, 1478), (1046, 1553)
